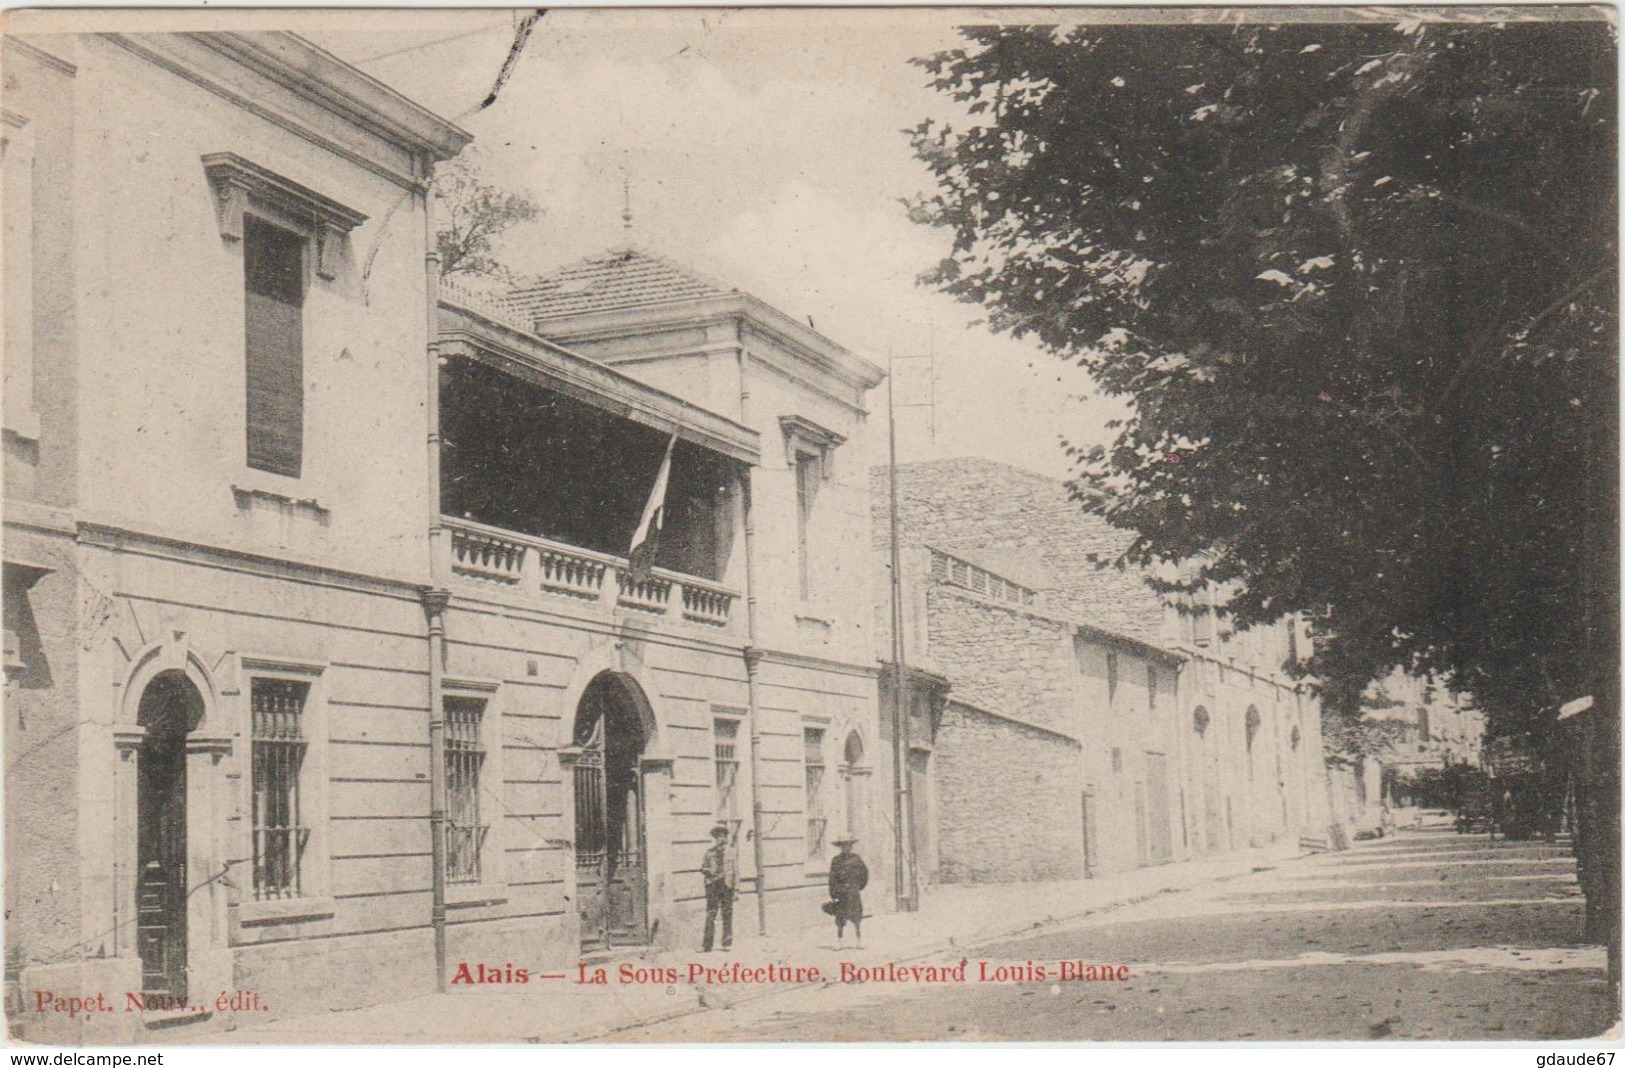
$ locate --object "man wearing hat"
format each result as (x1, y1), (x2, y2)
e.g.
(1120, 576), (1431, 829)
(700, 823), (737, 952)
(828, 835), (868, 949)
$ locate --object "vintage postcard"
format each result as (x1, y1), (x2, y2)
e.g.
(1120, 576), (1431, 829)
(0, 4), (1617, 1047)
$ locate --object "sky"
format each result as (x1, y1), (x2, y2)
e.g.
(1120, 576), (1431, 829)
(306, 9), (1122, 480)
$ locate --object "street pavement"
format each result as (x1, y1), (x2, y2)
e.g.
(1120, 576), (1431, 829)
(623, 827), (1614, 1042)
(190, 841), (1297, 1044)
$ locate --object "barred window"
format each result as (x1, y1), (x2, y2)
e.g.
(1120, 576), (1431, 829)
(1147, 665), (1159, 711)
(445, 697), (487, 885)
(1107, 652), (1120, 706)
(252, 679), (310, 900)
(804, 727), (827, 861)
(714, 717), (743, 840)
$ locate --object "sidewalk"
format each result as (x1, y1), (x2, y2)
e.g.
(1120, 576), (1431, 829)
(196, 841), (1303, 1045)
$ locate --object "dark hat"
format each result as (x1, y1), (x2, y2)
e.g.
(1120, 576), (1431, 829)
(832, 835), (858, 847)
(710, 824), (731, 839)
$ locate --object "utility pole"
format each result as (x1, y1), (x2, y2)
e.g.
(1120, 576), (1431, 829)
(886, 339), (935, 911)
(887, 351), (911, 912)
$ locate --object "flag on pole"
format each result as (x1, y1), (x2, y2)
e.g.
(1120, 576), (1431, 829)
(628, 434), (676, 584)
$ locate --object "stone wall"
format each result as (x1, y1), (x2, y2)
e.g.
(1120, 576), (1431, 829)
(872, 457), (1174, 646)
(933, 701), (1083, 884)
(924, 585), (1078, 738)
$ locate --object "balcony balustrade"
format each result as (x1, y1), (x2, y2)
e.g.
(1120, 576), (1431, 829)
(443, 517), (738, 630)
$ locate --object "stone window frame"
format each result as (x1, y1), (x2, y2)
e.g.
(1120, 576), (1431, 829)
(782, 416), (845, 604)
(779, 415), (845, 479)
(205, 153), (366, 505)
(442, 677), (509, 907)
(204, 153), (367, 282)
(235, 655), (334, 927)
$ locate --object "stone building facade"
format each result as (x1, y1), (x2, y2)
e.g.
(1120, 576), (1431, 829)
(2, 30), (470, 1042)
(2, 31), (887, 1043)
(444, 248), (891, 954)
(872, 458), (1333, 886)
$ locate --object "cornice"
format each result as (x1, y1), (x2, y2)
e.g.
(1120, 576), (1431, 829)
(535, 292), (887, 394)
(438, 302), (761, 466)
(3, 37), (77, 77)
(192, 32), (469, 162)
(75, 519), (427, 602)
(752, 646), (882, 679)
(103, 32), (441, 191)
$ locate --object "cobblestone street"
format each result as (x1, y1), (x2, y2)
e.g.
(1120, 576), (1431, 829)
(624, 828), (1612, 1042)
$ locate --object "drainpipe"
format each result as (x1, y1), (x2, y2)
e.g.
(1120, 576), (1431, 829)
(421, 160), (451, 991)
(736, 349), (769, 936)
(424, 591), (450, 990)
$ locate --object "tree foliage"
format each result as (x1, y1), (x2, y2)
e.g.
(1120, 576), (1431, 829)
(911, 17), (1619, 964)
(436, 152), (540, 282)
(909, 19), (1616, 737)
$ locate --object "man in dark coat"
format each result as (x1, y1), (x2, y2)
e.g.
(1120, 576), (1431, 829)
(828, 836), (868, 948)
(700, 823), (737, 952)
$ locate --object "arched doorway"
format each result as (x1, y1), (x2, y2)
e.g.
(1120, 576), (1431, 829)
(135, 672), (203, 999)
(572, 673), (651, 951)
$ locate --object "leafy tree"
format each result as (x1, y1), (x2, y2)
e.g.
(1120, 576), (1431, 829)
(910, 17), (1617, 978)
(436, 152), (540, 282)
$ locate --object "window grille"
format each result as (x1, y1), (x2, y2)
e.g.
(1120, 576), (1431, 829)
(804, 727), (826, 860)
(252, 679), (309, 900)
(1107, 652), (1119, 706)
(930, 552), (948, 579)
(445, 697), (487, 885)
(1110, 746), (1123, 774)
(1147, 665), (1159, 711)
(714, 717), (743, 840)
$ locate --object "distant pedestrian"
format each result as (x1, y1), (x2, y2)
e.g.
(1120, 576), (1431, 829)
(828, 836), (868, 949)
(701, 823), (736, 952)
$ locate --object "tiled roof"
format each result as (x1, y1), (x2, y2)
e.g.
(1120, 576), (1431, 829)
(872, 456), (1171, 645)
(505, 248), (736, 325)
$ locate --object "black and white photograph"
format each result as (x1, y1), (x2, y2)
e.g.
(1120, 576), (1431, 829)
(0, 4), (1618, 1048)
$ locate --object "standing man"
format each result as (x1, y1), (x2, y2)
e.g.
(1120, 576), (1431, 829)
(828, 835), (869, 949)
(701, 823), (737, 953)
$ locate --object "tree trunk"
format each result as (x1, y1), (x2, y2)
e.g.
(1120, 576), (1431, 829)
(1577, 695), (1621, 999)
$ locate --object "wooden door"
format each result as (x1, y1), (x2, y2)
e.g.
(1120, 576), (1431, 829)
(137, 725), (187, 998)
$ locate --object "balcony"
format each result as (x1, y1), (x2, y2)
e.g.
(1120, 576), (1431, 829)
(434, 293), (758, 636)
(444, 516), (739, 629)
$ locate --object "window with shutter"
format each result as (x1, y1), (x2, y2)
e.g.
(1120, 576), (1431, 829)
(244, 216), (305, 477)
